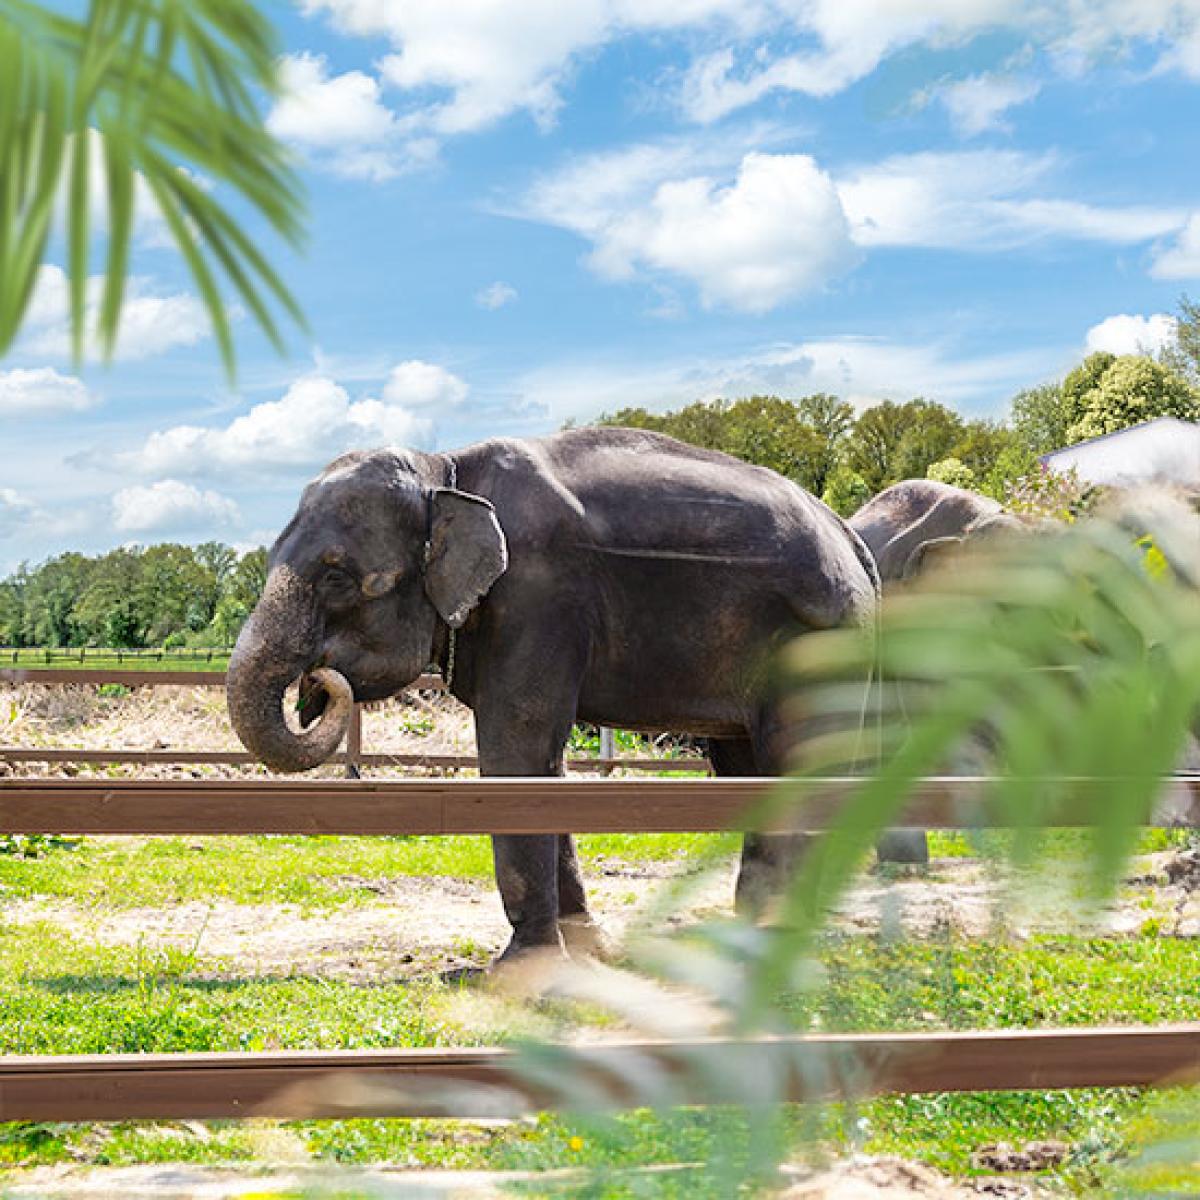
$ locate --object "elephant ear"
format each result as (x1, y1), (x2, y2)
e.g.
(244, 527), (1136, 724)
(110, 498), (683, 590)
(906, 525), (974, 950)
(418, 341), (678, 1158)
(423, 488), (508, 628)
(903, 535), (963, 581)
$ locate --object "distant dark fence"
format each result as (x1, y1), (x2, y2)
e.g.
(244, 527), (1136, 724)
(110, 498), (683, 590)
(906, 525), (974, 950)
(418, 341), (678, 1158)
(0, 646), (232, 666)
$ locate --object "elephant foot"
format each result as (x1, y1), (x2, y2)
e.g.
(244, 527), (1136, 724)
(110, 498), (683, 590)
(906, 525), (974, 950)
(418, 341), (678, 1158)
(559, 914), (617, 962)
(875, 830), (930, 866)
(488, 933), (570, 998)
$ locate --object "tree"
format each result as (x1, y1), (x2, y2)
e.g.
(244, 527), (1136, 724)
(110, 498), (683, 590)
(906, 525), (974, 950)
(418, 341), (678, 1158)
(20, 553), (92, 645)
(1010, 382), (1069, 455)
(0, 568), (27, 645)
(74, 547), (144, 645)
(595, 394), (853, 494)
(926, 457), (976, 489)
(1064, 354), (1200, 442)
(820, 465), (870, 517)
(794, 393), (854, 495)
(0, 0), (305, 375)
(846, 401), (909, 491)
(1161, 294), (1200, 386)
(847, 399), (966, 491)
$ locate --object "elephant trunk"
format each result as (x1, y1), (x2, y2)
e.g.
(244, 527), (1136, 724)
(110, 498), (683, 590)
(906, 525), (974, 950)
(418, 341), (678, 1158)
(226, 565), (353, 772)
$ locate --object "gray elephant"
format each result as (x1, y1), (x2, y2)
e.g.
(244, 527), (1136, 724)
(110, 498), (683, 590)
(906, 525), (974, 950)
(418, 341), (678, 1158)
(850, 479), (1024, 584)
(849, 479), (1025, 864)
(226, 427), (879, 964)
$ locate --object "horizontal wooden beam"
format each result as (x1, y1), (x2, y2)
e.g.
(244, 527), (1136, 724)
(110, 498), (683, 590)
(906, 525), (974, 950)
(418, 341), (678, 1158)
(0, 776), (1195, 836)
(2, 1026), (1198, 1122)
(0, 747), (708, 774)
(0, 668), (445, 690)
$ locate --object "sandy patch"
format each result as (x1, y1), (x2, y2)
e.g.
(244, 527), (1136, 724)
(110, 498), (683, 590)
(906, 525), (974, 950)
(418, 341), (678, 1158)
(9, 848), (1189, 984)
(2, 863), (734, 982)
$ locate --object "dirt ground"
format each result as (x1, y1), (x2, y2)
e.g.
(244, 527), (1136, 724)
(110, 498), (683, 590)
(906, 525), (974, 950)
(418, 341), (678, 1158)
(3, 1155), (1040, 1198)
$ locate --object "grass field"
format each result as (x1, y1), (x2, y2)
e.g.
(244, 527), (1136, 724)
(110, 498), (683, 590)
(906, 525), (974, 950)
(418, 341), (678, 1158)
(1, 685), (1199, 1195)
(0, 830), (1198, 1195)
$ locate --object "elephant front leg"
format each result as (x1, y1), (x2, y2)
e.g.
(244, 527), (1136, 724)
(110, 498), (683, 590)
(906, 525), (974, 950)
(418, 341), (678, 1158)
(491, 834), (565, 961)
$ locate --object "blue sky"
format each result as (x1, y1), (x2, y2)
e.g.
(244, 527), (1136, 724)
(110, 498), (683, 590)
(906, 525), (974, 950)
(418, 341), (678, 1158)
(2, 0), (1200, 574)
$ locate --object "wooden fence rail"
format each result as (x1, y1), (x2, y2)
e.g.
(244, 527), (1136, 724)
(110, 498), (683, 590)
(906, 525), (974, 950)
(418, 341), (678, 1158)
(4, 668), (1199, 1128)
(0, 776), (1197, 836)
(0, 668), (695, 774)
(3, 1027), (1199, 1122)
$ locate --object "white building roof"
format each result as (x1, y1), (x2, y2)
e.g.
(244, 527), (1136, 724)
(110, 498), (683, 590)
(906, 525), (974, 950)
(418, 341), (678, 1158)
(1040, 417), (1200, 487)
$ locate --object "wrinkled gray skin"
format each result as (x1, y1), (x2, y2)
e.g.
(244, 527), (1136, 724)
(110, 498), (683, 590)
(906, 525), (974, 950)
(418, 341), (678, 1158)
(227, 428), (879, 963)
(850, 479), (1025, 585)
(850, 479), (1025, 864)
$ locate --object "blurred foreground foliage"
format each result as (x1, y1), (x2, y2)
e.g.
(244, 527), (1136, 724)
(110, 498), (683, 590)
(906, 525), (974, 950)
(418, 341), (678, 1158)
(496, 492), (1200, 1194)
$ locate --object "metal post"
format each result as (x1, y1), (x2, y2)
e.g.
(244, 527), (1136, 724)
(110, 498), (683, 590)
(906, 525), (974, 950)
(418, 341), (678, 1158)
(599, 726), (616, 774)
(344, 705), (363, 780)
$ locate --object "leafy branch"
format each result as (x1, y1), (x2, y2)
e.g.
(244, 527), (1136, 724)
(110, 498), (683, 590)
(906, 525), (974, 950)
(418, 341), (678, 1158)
(0, 0), (306, 377)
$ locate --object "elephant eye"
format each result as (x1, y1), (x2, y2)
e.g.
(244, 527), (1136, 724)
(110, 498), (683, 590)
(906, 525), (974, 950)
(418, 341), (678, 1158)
(318, 565), (358, 603)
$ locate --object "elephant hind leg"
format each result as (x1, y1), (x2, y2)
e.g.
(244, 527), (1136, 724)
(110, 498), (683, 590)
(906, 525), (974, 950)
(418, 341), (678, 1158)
(557, 833), (614, 959)
(712, 734), (807, 919)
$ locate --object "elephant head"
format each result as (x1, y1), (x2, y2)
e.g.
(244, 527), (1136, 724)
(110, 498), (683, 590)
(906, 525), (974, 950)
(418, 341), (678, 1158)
(227, 449), (507, 772)
(900, 511), (1028, 580)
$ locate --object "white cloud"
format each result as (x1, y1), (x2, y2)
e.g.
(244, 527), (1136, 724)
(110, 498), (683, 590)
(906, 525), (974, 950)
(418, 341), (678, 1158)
(518, 335), (1061, 426)
(1150, 213), (1200, 279)
(677, 1), (1200, 122)
(935, 71), (1040, 135)
(112, 480), (240, 535)
(381, 361), (469, 407)
(117, 371), (439, 478)
(475, 281), (519, 310)
(594, 153), (856, 311)
(0, 367), (95, 415)
(295, 0), (1200, 151)
(519, 142), (1189, 305)
(267, 53), (418, 180)
(19, 265), (210, 361)
(837, 151), (1187, 249)
(522, 149), (856, 311)
(0, 489), (39, 540)
(1086, 313), (1179, 357)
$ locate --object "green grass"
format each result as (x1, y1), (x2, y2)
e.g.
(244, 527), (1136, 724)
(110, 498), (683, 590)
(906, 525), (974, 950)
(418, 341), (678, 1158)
(0, 833), (724, 908)
(1, 837), (1199, 1192)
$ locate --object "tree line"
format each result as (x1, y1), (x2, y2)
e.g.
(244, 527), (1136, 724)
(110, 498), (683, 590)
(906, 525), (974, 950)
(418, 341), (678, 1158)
(3, 301), (1198, 648)
(596, 298), (1200, 515)
(0, 543), (266, 650)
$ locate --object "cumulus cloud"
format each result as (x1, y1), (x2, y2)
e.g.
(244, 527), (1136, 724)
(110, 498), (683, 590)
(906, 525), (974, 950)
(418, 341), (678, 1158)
(266, 53), (422, 181)
(518, 141), (1191, 306)
(0, 489), (39, 540)
(381, 360), (469, 407)
(837, 151), (1186, 249)
(1086, 313), (1179, 357)
(115, 371), (443, 478)
(293, 0), (1200, 151)
(475, 281), (519, 310)
(112, 480), (240, 535)
(522, 149), (857, 311)
(934, 71), (1041, 135)
(1150, 214), (1200, 279)
(0, 367), (95, 415)
(19, 265), (210, 361)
